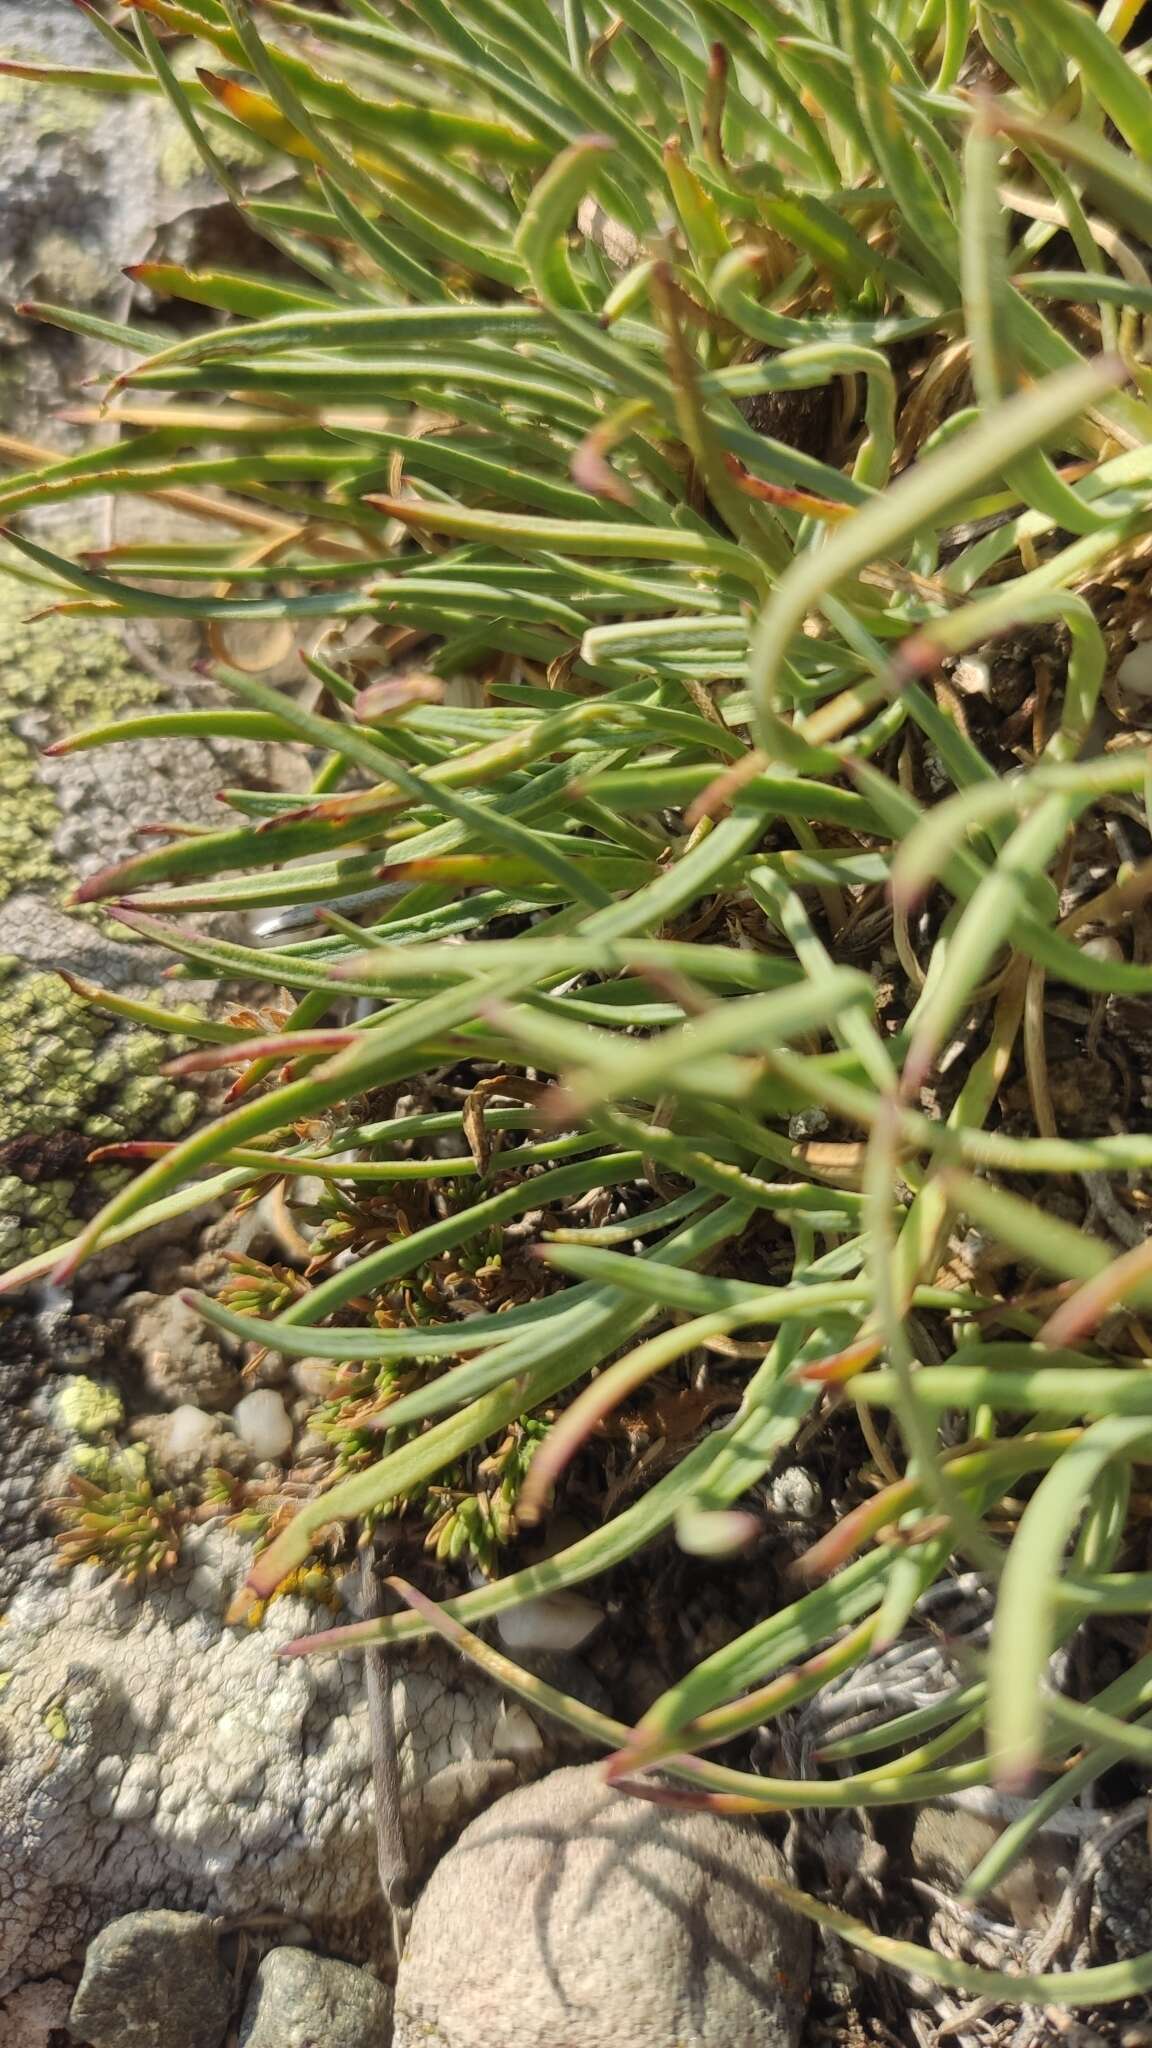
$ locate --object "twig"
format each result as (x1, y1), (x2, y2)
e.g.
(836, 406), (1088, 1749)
(359, 1535), (413, 1963)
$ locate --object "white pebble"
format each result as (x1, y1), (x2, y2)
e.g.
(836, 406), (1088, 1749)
(770, 1465), (822, 1520)
(1117, 642), (1152, 699)
(292, 1358), (336, 1398)
(233, 1388), (293, 1461)
(496, 1592), (603, 1654)
(162, 1406), (218, 1461)
(492, 1703), (545, 1758)
(1078, 932), (1123, 964)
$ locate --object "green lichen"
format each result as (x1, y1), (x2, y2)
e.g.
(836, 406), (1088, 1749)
(54, 1376), (125, 1440)
(0, 569), (207, 1261)
(0, 568), (157, 905)
(0, 968), (200, 1264)
(158, 46), (269, 188)
(0, 721), (62, 900)
(28, 229), (107, 303)
(0, 70), (103, 133)
(71, 1441), (150, 1487)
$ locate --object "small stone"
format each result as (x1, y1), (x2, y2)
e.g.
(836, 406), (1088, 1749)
(292, 1358), (336, 1397)
(769, 1465), (822, 1521)
(393, 1764), (810, 2048)
(129, 1292), (242, 1411)
(233, 1388), (293, 1461)
(909, 1804), (1074, 1930)
(950, 657), (991, 697)
(788, 1105), (829, 1141)
(1078, 932), (1123, 965)
(238, 1948), (392, 2048)
(1117, 642), (1152, 699)
(492, 1702), (546, 1758)
(70, 1910), (231, 2048)
(163, 1405), (219, 1461)
(496, 1592), (603, 1653)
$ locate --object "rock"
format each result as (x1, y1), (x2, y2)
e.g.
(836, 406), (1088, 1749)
(0, 581), (298, 1278)
(0, 1974), (72, 2048)
(0, 1526), (565, 1998)
(127, 1292), (243, 1412)
(393, 1765), (811, 2048)
(0, 1), (259, 431)
(0, 1329), (67, 1606)
(233, 1387), (293, 1461)
(1094, 1820), (1152, 1959)
(908, 1804), (1075, 1930)
(496, 1592), (603, 1654)
(69, 1910), (230, 2048)
(237, 1948), (392, 2048)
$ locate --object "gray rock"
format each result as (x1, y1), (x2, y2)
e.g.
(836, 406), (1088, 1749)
(0, 1526), (564, 1998)
(393, 1764), (810, 2048)
(70, 1910), (230, 2048)
(238, 1948), (392, 2048)
(1093, 1820), (1152, 1959)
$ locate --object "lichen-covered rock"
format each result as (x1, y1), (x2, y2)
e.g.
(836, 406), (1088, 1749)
(0, 1527), (561, 1999)
(69, 1910), (231, 2048)
(238, 1947), (393, 2048)
(0, 561), (304, 1267)
(0, 0), (249, 427)
(0, 574), (160, 911)
(0, 954), (201, 1267)
(393, 1765), (811, 2048)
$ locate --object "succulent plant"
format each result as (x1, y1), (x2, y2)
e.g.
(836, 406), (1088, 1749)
(51, 1468), (183, 1582)
(7, 0), (1152, 2008)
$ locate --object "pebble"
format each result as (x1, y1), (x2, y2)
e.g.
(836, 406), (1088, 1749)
(292, 1358), (336, 1397)
(393, 1763), (810, 2048)
(491, 1702), (546, 1757)
(769, 1465), (823, 1521)
(232, 1388), (293, 1461)
(496, 1592), (603, 1653)
(237, 1948), (392, 2048)
(162, 1405), (219, 1462)
(129, 1292), (243, 1411)
(70, 1910), (231, 2048)
(909, 1805), (1074, 1930)
(1117, 642), (1152, 699)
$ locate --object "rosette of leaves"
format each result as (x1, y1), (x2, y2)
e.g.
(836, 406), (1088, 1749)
(8, 0), (1152, 2006)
